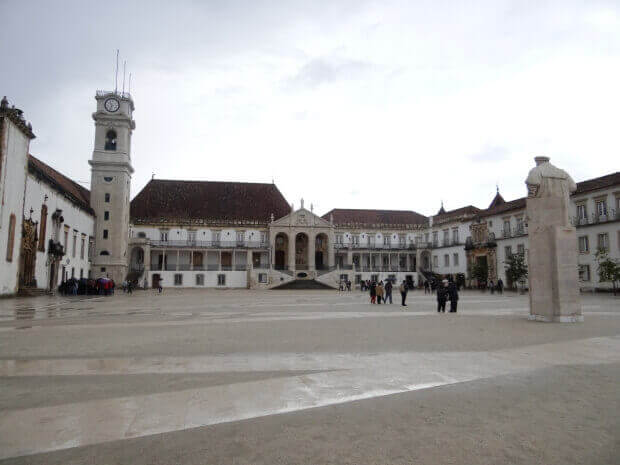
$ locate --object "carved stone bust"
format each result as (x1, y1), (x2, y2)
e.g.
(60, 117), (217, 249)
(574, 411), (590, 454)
(525, 156), (577, 199)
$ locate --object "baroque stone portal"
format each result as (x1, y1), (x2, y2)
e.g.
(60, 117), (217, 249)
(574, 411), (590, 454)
(525, 156), (582, 322)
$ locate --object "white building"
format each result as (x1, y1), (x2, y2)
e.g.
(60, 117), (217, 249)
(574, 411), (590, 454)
(0, 92), (618, 295)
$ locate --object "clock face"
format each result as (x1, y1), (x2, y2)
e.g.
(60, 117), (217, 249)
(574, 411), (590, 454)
(104, 98), (120, 112)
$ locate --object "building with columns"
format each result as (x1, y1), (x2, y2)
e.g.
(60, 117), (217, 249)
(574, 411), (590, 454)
(0, 91), (618, 295)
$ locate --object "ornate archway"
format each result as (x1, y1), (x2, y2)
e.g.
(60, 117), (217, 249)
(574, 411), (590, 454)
(315, 233), (328, 269)
(295, 233), (309, 270)
(19, 218), (38, 288)
(130, 247), (145, 271)
(274, 233), (289, 270)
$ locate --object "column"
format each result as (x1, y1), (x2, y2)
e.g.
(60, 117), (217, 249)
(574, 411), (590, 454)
(288, 234), (296, 271)
(219, 250), (222, 271)
(176, 250), (180, 271)
(144, 246), (151, 273)
(346, 249), (352, 268)
(328, 237), (335, 268)
(162, 250), (166, 271)
(190, 251), (194, 271)
(308, 235), (316, 270)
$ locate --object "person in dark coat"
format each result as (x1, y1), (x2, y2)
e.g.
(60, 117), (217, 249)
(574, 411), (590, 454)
(448, 281), (459, 312)
(369, 281), (377, 304)
(497, 278), (504, 294)
(437, 280), (448, 313)
(384, 280), (393, 304)
(399, 280), (408, 307)
(424, 280), (430, 294)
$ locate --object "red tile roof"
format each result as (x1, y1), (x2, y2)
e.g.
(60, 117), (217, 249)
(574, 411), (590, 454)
(433, 205), (481, 224)
(28, 155), (94, 216)
(322, 208), (427, 228)
(573, 172), (620, 196)
(130, 179), (290, 225)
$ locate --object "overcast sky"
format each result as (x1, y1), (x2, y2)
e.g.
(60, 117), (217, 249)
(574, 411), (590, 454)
(1, 0), (619, 217)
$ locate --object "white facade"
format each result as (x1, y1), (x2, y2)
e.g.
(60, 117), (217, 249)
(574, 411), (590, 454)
(0, 100), (33, 295)
(23, 174), (95, 289)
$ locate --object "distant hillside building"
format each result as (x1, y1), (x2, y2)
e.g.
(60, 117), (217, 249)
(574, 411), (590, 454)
(0, 93), (618, 295)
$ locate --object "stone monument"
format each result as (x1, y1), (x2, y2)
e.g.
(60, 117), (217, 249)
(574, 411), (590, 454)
(525, 156), (582, 322)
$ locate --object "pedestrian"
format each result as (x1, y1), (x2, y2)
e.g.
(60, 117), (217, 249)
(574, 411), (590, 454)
(497, 278), (504, 294)
(384, 280), (393, 304)
(399, 280), (408, 307)
(143, 277), (148, 290)
(346, 280), (352, 292)
(369, 281), (377, 304)
(424, 280), (430, 294)
(437, 279), (448, 313)
(158, 278), (163, 293)
(448, 281), (459, 312)
(72, 279), (78, 296)
(489, 279), (495, 294)
(376, 281), (384, 304)
(127, 280), (133, 295)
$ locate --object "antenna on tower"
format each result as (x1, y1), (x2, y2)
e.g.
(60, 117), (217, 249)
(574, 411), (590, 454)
(114, 49), (119, 94)
(128, 73), (132, 95)
(122, 60), (127, 94)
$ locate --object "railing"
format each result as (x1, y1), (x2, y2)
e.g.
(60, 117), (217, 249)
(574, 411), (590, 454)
(253, 263), (269, 269)
(571, 209), (618, 227)
(498, 228), (528, 239)
(334, 243), (417, 251)
(207, 264), (220, 271)
(129, 264), (145, 272)
(150, 240), (269, 249)
(96, 90), (132, 99)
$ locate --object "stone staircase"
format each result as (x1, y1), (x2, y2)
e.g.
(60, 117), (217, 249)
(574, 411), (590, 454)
(17, 287), (50, 297)
(271, 279), (335, 290)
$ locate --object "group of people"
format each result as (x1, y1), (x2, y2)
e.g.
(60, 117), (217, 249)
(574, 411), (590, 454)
(435, 278), (459, 313)
(486, 278), (504, 294)
(368, 279), (410, 306)
(58, 277), (116, 296)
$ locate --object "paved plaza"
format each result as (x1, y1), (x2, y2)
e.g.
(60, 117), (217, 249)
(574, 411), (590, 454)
(0, 289), (619, 464)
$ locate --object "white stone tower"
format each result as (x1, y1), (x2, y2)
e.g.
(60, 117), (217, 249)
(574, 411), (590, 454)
(89, 91), (135, 283)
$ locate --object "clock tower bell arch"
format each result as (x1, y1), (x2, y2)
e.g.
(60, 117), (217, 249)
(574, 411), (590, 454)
(89, 90), (135, 283)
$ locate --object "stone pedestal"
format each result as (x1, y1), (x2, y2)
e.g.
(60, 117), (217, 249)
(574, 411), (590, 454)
(527, 196), (582, 322)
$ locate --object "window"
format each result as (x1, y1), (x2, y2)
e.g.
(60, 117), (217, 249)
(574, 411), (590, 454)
(38, 205), (48, 251)
(424, 233), (430, 243)
(370, 274), (379, 282)
(100, 267), (106, 272)
(452, 228), (459, 244)
(516, 217), (524, 234)
(104, 130), (117, 150)
(160, 231), (169, 242)
(174, 274), (183, 285)
(578, 236), (589, 253)
(104, 193), (110, 203)
(368, 235), (375, 247)
(80, 268), (83, 279)
(71, 267), (75, 278)
(104, 211), (109, 220)
(103, 229), (109, 239)
(99, 250), (109, 255)
(442, 230), (449, 246)
(64, 227), (69, 249)
(578, 265), (590, 282)
(137, 232), (146, 238)
(503, 220), (511, 237)
(236, 231), (245, 244)
(383, 235), (391, 246)
(352, 235), (360, 246)
(217, 274), (226, 286)
(433, 255), (438, 268)
(596, 200), (607, 217)
(398, 234), (406, 246)
(104, 176), (113, 182)
(72, 231), (77, 257)
(196, 274), (204, 286)
(80, 235), (85, 259)
(444, 254), (449, 267)
(336, 234), (343, 244)
(213, 231), (221, 244)
(576, 204), (587, 220)
(517, 244), (525, 256)
(597, 233), (609, 251)
(505, 245), (513, 258)
(432, 232), (439, 246)
(258, 273), (267, 283)
(6, 214), (16, 261)
(453, 253), (459, 266)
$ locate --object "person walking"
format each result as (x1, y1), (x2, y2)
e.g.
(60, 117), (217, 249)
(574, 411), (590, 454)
(424, 280), (430, 294)
(448, 281), (459, 312)
(376, 281), (384, 305)
(489, 279), (495, 294)
(399, 280), (408, 307)
(369, 281), (377, 304)
(497, 278), (504, 294)
(437, 280), (448, 313)
(127, 280), (133, 295)
(384, 280), (393, 304)
(158, 278), (163, 294)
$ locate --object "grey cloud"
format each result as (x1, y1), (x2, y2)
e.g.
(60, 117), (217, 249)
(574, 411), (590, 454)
(284, 57), (375, 90)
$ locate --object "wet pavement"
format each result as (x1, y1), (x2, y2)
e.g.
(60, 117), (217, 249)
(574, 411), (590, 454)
(0, 289), (618, 464)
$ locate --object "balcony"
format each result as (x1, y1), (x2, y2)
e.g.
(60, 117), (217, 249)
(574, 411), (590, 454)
(334, 242), (417, 251)
(150, 240), (268, 249)
(571, 209), (618, 227)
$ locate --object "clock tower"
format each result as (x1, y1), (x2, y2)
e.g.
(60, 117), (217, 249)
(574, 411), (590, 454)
(89, 90), (135, 283)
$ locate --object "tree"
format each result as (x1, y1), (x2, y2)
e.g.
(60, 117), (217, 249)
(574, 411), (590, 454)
(595, 248), (620, 295)
(471, 261), (488, 290)
(505, 253), (528, 292)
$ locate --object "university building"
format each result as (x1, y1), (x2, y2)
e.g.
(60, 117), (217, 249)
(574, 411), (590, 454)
(0, 91), (618, 295)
